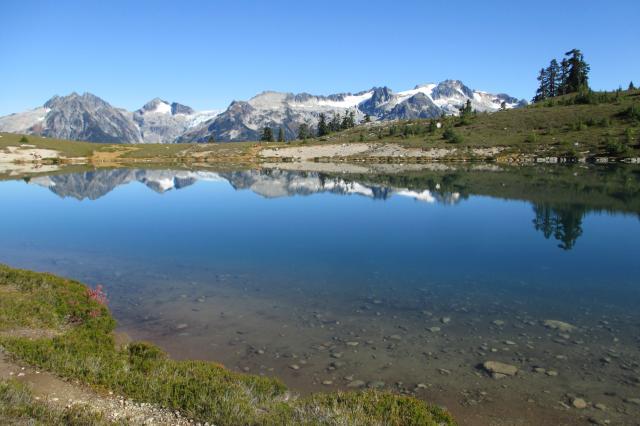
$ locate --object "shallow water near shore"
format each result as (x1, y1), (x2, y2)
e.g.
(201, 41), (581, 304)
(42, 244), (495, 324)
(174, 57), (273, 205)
(1, 165), (639, 425)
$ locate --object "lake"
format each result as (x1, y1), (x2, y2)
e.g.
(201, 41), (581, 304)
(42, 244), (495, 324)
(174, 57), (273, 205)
(1, 165), (639, 424)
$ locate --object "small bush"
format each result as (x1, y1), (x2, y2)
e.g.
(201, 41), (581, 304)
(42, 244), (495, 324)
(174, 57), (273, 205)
(619, 104), (640, 122)
(625, 128), (636, 145)
(19, 136), (29, 144)
(524, 132), (539, 143)
(443, 128), (463, 143)
(572, 120), (588, 131)
(604, 137), (628, 156)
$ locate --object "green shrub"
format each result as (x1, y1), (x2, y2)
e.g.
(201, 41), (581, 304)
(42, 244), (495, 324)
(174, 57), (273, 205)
(524, 132), (539, 143)
(604, 137), (628, 156)
(443, 128), (463, 143)
(0, 380), (108, 425)
(619, 104), (640, 122)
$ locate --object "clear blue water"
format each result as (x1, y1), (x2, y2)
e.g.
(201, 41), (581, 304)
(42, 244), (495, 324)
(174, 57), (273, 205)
(1, 167), (639, 422)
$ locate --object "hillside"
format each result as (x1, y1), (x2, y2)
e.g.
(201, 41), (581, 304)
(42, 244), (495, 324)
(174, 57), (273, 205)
(280, 88), (640, 162)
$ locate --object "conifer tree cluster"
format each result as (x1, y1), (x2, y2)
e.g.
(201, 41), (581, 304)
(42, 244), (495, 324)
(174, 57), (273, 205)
(260, 126), (287, 142)
(458, 99), (475, 124)
(260, 126), (274, 142)
(297, 123), (310, 140)
(317, 110), (356, 137)
(533, 49), (590, 102)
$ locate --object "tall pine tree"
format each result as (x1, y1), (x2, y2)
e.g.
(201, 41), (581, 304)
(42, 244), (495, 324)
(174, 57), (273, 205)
(547, 59), (560, 97)
(533, 68), (548, 103)
(317, 113), (329, 137)
(298, 123), (310, 140)
(278, 127), (285, 142)
(564, 49), (590, 93)
(260, 127), (274, 142)
(559, 58), (570, 96)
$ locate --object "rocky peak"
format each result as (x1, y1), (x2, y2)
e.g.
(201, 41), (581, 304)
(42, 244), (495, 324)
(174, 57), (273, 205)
(170, 102), (194, 115)
(432, 80), (474, 100)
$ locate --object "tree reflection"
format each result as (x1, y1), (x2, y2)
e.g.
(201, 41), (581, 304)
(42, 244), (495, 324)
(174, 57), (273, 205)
(532, 203), (586, 250)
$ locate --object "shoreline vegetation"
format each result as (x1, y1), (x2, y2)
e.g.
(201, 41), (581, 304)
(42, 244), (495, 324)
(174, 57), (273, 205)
(0, 264), (456, 425)
(1, 89), (639, 170)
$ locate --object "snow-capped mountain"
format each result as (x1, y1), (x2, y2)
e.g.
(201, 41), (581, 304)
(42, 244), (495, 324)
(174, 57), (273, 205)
(133, 98), (220, 143)
(0, 80), (524, 143)
(0, 93), (220, 144)
(179, 80), (526, 142)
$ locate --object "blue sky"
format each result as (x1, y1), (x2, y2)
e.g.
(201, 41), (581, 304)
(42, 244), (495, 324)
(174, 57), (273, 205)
(1, 0), (638, 115)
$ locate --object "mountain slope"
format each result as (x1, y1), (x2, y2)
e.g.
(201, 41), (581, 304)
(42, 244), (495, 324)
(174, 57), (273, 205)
(0, 93), (143, 143)
(133, 98), (220, 143)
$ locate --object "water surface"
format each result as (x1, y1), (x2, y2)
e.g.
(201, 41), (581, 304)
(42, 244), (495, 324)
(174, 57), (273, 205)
(1, 166), (639, 424)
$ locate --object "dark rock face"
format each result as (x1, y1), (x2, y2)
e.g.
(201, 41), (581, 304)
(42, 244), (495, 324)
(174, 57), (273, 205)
(360, 87), (394, 115)
(42, 93), (143, 143)
(171, 102), (194, 115)
(387, 93), (441, 120)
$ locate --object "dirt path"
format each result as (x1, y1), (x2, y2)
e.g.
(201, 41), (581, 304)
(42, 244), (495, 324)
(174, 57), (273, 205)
(0, 347), (190, 425)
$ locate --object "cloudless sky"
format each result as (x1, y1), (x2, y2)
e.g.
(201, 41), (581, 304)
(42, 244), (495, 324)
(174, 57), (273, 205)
(1, 0), (638, 115)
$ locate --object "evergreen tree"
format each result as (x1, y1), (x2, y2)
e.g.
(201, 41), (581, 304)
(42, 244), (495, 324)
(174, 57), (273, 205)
(329, 113), (341, 132)
(278, 127), (285, 142)
(564, 49), (590, 93)
(317, 113), (329, 137)
(340, 113), (350, 130)
(207, 135), (215, 143)
(630, 81), (636, 90)
(363, 114), (371, 123)
(500, 101), (507, 111)
(559, 58), (570, 95)
(546, 59), (560, 97)
(260, 126), (274, 142)
(298, 123), (310, 140)
(341, 110), (356, 129)
(428, 120), (437, 133)
(533, 68), (548, 102)
(462, 99), (472, 115)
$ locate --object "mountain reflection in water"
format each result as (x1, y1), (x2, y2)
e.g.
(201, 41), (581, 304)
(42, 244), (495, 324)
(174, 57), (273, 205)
(22, 166), (640, 251)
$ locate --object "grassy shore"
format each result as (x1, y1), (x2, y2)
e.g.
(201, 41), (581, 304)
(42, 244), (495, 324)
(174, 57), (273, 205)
(0, 380), (111, 425)
(0, 264), (455, 425)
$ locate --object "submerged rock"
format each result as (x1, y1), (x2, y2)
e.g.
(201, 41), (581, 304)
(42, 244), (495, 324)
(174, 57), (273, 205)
(482, 361), (518, 377)
(572, 397), (588, 409)
(543, 320), (576, 333)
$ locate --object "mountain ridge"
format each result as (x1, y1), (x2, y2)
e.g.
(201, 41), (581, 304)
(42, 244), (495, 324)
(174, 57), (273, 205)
(0, 80), (526, 144)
